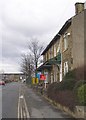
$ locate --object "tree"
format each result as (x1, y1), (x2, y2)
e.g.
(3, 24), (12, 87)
(21, 53), (34, 83)
(28, 38), (44, 77)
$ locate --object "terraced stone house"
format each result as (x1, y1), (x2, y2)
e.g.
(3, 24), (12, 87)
(37, 2), (86, 84)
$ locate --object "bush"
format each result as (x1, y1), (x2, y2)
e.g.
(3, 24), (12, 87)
(47, 70), (77, 110)
(73, 80), (86, 93)
(47, 69), (86, 110)
(73, 80), (86, 105)
(77, 84), (86, 105)
(47, 82), (58, 99)
(47, 77), (76, 95)
(47, 82), (76, 110)
(63, 70), (76, 80)
(59, 70), (76, 90)
(59, 79), (76, 90)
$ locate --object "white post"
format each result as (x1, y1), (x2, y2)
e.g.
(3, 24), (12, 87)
(58, 34), (62, 82)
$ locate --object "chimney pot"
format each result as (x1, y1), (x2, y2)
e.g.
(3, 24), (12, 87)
(75, 2), (84, 15)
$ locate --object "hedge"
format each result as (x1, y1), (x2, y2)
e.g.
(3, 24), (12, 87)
(77, 84), (86, 106)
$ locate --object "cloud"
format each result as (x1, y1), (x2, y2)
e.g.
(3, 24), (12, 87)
(0, 0), (85, 72)
(0, 62), (20, 73)
(1, 0), (76, 36)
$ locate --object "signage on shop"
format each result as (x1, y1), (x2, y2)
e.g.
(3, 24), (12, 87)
(40, 74), (46, 80)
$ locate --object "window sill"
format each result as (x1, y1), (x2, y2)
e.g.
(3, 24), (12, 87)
(63, 48), (68, 53)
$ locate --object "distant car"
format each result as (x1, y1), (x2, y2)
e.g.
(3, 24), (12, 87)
(0, 81), (5, 85)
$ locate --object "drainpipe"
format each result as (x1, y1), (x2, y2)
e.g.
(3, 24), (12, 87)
(58, 34), (62, 82)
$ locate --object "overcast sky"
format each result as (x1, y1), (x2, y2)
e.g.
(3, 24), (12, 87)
(0, 0), (85, 73)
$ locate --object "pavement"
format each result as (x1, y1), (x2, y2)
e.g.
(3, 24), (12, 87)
(22, 84), (77, 119)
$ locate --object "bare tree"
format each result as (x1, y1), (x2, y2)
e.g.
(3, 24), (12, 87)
(21, 53), (34, 83)
(28, 38), (44, 77)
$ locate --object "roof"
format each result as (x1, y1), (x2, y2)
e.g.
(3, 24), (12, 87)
(58, 18), (72, 35)
(41, 34), (60, 55)
(41, 18), (72, 55)
(1, 73), (24, 75)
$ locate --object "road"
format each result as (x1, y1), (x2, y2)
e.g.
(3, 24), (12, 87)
(2, 82), (20, 118)
(1, 82), (75, 119)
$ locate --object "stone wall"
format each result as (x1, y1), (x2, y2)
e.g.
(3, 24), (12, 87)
(72, 11), (84, 69)
(61, 26), (73, 78)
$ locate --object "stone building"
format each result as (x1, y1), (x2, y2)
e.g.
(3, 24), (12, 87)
(1, 73), (24, 82)
(37, 2), (86, 83)
(59, 2), (85, 80)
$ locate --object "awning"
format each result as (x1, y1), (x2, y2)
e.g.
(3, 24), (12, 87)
(37, 52), (61, 71)
(48, 52), (61, 65)
(37, 62), (52, 71)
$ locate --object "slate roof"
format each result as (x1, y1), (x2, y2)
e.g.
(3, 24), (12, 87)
(41, 18), (72, 55)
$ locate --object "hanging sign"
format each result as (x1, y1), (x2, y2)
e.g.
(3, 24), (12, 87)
(36, 72), (41, 80)
(40, 74), (46, 80)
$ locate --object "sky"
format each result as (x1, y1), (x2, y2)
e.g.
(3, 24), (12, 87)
(0, 0), (85, 73)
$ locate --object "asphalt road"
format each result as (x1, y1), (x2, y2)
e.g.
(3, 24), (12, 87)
(2, 82), (20, 118)
(1, 82), (76, 119)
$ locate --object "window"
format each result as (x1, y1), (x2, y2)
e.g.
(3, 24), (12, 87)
(50, 47), (53, 58)
(43, 55), (46, 62)
(57, 43), (60, 53)
(47, 51), (49, 60)
(45, 53), (47, 61)
(64, 61), (68, 75)
(64, 34), (68, 50)
(54, 44), (56, 56)
(71, 58), (73, 64)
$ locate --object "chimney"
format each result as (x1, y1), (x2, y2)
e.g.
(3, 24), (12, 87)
(84, 1), (86, 9)
(75, 2), (84, 15)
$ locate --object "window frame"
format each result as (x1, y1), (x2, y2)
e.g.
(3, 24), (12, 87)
(63, 34), (68, 51)
(64, 61), (68, 75)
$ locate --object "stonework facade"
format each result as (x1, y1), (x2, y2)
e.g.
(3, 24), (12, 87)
(37, 2), (86, 83)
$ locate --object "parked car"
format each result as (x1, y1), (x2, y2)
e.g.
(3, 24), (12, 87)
(0, 81), (5, 85)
